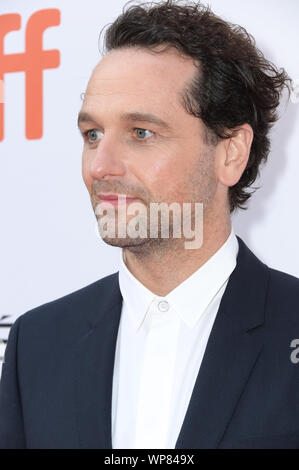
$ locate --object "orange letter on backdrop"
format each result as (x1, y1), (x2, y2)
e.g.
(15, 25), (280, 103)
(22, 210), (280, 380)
(0, 9), (60, 141)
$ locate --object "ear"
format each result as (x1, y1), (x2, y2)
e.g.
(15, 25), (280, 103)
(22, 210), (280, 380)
(216, 123), (254, 187)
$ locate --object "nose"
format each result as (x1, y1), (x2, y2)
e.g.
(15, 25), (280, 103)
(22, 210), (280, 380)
(88, 135), (126, 181)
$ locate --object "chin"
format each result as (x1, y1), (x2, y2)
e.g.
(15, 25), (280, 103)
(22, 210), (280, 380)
(100, 236), (150, 249)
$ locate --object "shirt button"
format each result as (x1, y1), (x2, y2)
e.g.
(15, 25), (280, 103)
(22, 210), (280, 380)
(158, 300), (169, 312)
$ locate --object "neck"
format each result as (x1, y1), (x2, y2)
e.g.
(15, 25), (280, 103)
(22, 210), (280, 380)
(123, 215), (232, 297)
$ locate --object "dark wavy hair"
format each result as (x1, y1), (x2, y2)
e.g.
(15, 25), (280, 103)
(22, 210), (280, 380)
(102, 0), (292, 213)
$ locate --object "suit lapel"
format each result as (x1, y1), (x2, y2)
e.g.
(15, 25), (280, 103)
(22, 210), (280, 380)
(175, 236), (270, 448)
(73, 273), (122, 449)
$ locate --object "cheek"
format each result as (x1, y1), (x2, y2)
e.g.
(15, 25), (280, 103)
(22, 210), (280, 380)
(134, 157), (174, 189)
(81, 153), (92, 192)
(133, 151), (187, 200)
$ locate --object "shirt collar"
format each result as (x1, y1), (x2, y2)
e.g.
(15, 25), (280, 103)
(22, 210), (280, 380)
(118, 226), (239, 330)
(118, 247), (155, 331)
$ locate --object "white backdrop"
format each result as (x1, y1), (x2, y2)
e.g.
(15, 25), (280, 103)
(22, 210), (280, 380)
(0, 0), (299, 371)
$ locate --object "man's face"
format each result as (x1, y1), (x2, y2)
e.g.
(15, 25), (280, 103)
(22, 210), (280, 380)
(79, 46), (219, 251)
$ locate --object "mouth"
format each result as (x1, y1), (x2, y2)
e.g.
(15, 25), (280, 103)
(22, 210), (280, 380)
(97, 193), (139, 207)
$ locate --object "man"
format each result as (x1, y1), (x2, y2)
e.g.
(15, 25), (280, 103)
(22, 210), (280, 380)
(0, 0), (298, 449)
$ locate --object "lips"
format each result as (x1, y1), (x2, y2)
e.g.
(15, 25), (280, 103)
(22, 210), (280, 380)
(97, 193), (139, 207)
(98, 193), (137, 200)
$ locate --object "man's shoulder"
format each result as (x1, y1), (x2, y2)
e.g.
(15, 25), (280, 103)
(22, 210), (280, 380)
(239, 234), (299, 304)
(237, 235), (299, 327)
(15, 272), (119, 333)
(265, 266), (299, 325)
(268, 266), (299, 296)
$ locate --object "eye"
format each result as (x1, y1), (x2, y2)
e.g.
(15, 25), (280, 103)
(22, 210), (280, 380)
(133, 128), (154, 141)
(83, 129), (102, 143)
(82, 127), (154, 144)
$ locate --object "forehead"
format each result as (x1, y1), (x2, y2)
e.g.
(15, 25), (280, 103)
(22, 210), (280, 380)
(83, 47), (197, 115)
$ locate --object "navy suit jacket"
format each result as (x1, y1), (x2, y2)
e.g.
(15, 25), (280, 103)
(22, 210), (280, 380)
(1, 236), (299, 449)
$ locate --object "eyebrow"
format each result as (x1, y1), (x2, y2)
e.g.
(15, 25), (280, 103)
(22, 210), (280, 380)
(77, 110), (172, 131)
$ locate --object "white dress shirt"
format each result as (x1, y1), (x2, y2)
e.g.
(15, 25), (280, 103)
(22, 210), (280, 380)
(111, 227), (239, 449)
